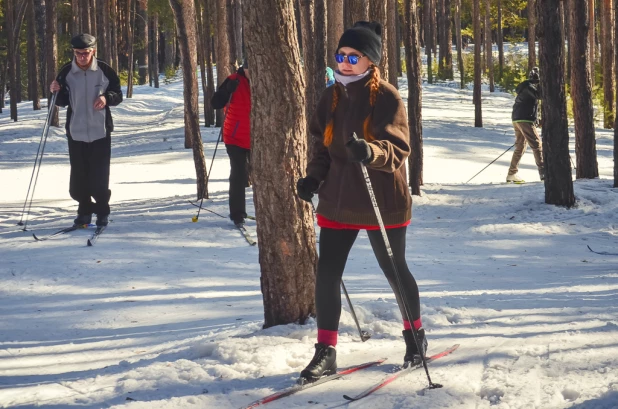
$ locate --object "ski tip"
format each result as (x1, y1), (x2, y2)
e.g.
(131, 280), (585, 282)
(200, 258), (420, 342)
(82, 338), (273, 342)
(343, 395), (356, 401)
(32, 233), (40, 241)
(587, 245), (593, 251)
(87, 240), (93, 247)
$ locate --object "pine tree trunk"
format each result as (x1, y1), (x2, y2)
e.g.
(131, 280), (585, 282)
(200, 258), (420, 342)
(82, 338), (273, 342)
(563, 2), (571, 85)
(497, 0), (503, 80)
(81, 0), (91, 33)
(537, 0), (575, 207)
(455, 0), (464, 88)
(46, 0), (59, 127)
(136, 0), (149, 85)
(431, 0), (437, 55)
(0, 61), (6, 112)
(404, 0), (423, 195)
(72, 0), (81, 36)
(528, 0), (536, 71)
(299, 0), (318, 122)
(485, 0), (493, 92)
(424, 0), (433, 83)
(387, 0), (398, 87)
(438, 0), (452, 79)
(215, 0), (232, 126)
(602, 0), (614, 128)
(473, 0), (482, 126)
(196, 0), (209, 122)
(226, 0), (237, 63)
(203, 0), (216, 126)
(570, 0), (598, 179)
(243, 0), (317, 328)
(90, 0), (97, 35)
(110, 0), (119, 71)
(168, 0), (209, 199)
(369, 0), (389, 83)
(345, 0), (368, 28)
(590, 0), (595, 88)
(614, 0), (618, 187)
(34, 0), (46, 98)
(327, 0), (344, 69)
(6, 0), (17, 121)
(97, 0), (109, 62)
(27, 0), (41, 110)
(234, 0), (243, 62)
(126, 0), (136, 98)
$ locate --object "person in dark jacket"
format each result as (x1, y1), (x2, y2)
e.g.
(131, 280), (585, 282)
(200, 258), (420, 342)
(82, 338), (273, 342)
(211, 61), (251, 226)
(296, 21), (425, 383)
(50, 33), (123, 227)
(507, 67), (544, 184)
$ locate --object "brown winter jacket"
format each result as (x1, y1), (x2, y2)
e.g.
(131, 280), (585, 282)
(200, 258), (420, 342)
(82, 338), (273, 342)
(307, 77), (412, 226)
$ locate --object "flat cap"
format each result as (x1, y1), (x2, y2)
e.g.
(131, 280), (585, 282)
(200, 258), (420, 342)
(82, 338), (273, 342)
(71, 34), (96, 49)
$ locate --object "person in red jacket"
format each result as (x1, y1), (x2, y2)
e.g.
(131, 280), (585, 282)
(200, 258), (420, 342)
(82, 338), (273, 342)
(211, 61), (251, 226)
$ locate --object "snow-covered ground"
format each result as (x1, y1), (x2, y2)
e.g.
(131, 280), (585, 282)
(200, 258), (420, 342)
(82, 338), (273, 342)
(1, 73), (617, 409)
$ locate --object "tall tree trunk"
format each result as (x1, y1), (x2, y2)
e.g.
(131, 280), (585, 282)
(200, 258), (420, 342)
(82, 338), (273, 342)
(110, 0), (119, 71)
(227, 0), (237, 63)
(485, 0), (494, 92)
(497, 0), (503, 80)
(126, 0), (136, 98)
(563, 2), (571, 85)
(602, 0), (614, 128)
(16, 38), (23, 103)
(404, 0), (423, 195)
(437, 0), (444, 77)
(570, 0), (598, 179)
(6, 0), (17, 121)
(0, 61), (6, 113)
(168, 0), (209, 199)
(97, 0), (109, 62)
(537, 0), (575, 207)
(590, 0), (595, 88)
(34, 0), (46, 98)
(234, 0), (243, 62)
(136, 0), (149, 85)
(431, 0), (437, 55)
(387, 0), (398, 87)
(215, 0), (232, 126)
(438, 0), (452, 79)
(455, 0), (464, 88)
(81, 0), (91, 33)
(473, 0), (482, 126)
(424, 0), (433, 83)
(203, 0), (216, 126)
(528, 0), (536, 71)
(614, 0), (618, 187)
(72, 0), (81, 36)
(27, 0), (41, 110)
(46, 0), (59, 127)
(369, 0), (389, 83)
(244, 0), (317, 328)
(327, 0), (344, 69)
(299, 0), (318, 124)
(345, 0), (368, 28)
(196, 0), (209, 121)
(90, 0), (97, 35)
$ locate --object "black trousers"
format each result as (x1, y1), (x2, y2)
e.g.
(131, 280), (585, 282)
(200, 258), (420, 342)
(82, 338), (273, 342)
(316, 227), (421, 332)
(67, 135), (112, 217)
(225, 144), (250, 222)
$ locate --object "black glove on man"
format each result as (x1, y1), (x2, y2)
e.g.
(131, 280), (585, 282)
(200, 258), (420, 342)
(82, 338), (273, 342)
(296, 177), (320, 202)
(345, 137), (374, 164)
(226, 79), (239, 93)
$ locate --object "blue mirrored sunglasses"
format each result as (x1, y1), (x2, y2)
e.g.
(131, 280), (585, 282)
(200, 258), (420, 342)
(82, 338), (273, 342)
(335, 53), (364, 65)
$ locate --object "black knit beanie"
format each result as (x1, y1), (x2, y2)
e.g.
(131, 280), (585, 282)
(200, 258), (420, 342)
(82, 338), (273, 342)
(337, 21), (382, 65)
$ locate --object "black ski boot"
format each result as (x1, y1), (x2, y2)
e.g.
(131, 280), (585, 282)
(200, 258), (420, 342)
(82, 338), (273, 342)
(74, 214), (92, 226)
(300, 343), (337, 383)
(96, 215), (109, 227)
(403, 328), (428, 368)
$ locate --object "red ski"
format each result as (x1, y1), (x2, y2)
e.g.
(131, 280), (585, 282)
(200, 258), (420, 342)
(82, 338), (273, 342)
(239, 358), (386, 409)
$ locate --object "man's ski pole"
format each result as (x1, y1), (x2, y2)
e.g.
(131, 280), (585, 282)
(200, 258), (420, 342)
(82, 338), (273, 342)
(465, 143), (515, 184)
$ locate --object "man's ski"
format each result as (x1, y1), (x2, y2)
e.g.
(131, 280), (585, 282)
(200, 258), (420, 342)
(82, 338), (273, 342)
(342, 344), (459, 402)
(236, 223), (257, 246)
(239, 358), (386, 409)
(587, 245), (618, 256)
(32, 224), (89, 241)
(87, 226), (106, 246)
(188, 201), (255, 220)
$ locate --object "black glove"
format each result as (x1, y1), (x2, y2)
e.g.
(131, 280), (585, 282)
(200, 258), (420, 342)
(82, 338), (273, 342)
(345, 137), (374, 164)
(296, 177), (320, 202)
(226, 79), (239, 93)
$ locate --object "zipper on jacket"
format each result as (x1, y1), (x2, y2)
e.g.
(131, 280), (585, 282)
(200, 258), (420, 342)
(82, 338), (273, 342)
(84, 71), (90, 142)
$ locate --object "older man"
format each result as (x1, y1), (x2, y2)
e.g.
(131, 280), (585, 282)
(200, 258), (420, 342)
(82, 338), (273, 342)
(50, 34), (123, 227)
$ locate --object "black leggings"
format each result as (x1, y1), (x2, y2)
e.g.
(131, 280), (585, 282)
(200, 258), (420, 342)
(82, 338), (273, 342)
(316, 227), (421, 332)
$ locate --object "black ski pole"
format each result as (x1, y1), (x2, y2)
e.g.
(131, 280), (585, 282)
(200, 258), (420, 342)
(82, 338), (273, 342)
(193, 91), (236, 223)
(18, 92), (58, 230)
(352, 132), (442, 389)
(465, 143), (515, 184)
(309, 201), (371, 342)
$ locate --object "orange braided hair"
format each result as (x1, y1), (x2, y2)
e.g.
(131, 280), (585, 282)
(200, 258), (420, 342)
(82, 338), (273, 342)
(323, 66), (382, 146)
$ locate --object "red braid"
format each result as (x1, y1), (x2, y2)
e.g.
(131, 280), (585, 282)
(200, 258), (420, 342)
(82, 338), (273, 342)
(323, 86), (339, 147)
(363, 67), (381, 143)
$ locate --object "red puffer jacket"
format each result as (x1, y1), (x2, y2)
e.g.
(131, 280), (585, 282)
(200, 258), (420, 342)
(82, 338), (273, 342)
(218, 71), (251, 149)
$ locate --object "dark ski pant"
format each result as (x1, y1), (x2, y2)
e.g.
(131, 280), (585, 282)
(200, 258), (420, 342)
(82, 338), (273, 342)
(68, 135), (111, 217)
(316, 226), (421, 332)
(225, 144), (250, 223)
